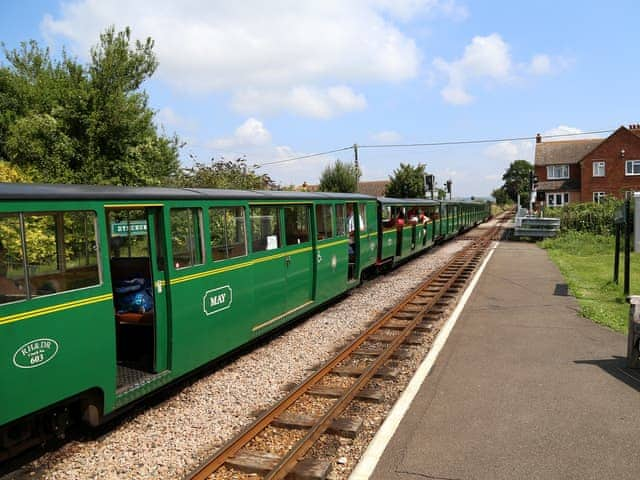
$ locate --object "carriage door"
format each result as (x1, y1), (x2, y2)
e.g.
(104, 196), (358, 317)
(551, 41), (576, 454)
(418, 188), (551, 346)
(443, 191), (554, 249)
(283, 205), (313, 311)
(107, 207), (169, 379)
(346, 202), (359, 281)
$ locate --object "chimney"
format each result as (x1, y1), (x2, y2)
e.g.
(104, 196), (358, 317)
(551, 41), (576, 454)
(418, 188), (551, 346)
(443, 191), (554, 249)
(536, 133), (542, 143)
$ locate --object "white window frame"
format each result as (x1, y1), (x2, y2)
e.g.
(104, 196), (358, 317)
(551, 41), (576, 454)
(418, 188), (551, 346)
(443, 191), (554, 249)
(546, 164), (569, 179)
(546, 192), (570, 207)
(592, 161), (605, 177)
(625, 160), (640, 176)
(592, 192), (606, 203)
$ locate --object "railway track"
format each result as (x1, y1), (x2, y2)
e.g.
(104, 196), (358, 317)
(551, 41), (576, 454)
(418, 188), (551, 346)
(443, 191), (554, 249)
(186, 219), (505, 480)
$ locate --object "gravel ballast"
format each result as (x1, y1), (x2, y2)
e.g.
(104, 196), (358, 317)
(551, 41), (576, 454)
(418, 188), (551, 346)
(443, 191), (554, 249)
(10, 240), (470, 480)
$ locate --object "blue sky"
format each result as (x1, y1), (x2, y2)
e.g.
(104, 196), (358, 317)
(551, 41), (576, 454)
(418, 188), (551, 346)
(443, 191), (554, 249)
(2, 0), (639, 197)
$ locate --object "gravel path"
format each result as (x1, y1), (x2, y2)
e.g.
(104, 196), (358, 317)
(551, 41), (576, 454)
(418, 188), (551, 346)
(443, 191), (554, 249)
(9, 240), (468, 480)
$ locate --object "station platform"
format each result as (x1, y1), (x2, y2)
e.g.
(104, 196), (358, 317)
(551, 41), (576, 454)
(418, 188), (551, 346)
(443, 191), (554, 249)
(359, 241), (640, 480)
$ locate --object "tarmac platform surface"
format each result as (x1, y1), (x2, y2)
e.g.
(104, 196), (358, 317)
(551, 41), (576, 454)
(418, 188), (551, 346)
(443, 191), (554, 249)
(368, 241), (640, 480)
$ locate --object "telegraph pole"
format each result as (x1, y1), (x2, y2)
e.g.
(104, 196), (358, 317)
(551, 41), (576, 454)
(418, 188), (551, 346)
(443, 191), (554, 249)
(353, 143), (359, 172)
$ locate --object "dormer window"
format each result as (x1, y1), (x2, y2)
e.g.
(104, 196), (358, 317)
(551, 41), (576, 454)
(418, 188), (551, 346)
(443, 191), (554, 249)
(546, 165), (569, 179)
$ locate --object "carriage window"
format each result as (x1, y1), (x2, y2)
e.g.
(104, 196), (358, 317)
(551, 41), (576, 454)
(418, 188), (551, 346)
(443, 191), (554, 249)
(22, 211), (100, 298)
(315, 205), (334, 240)
(381, 206), (392, 222)
(170, 208), (203, 269)
(250, 207), (280, 252)
(210, 206), (247, 261)
(0, 214), (27, 304)
(0, 211), (100, 302)
(61, 212), (100, 289)
(335, 204), (347, 236)
(109, 209), (149, 258)
(358, 204), (367, 231)
(284, 205), (310, 245)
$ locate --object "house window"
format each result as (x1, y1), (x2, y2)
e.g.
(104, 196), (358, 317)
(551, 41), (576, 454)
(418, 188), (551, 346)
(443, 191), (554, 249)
(546, 192), (570, 207)
(625, 160), (640, 175)
(546, 165), (569, 179)
(593, 192), (606, 203)
(592, 161), (605, 177)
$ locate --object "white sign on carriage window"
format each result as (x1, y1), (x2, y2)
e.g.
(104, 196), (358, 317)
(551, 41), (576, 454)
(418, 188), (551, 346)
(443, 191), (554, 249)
(593, 161), (605, 177)
(546, 165), (569, 179)
(625, 160), (640, 175)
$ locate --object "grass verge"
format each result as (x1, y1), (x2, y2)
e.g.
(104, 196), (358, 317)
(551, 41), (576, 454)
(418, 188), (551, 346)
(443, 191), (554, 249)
(539, 231), (634, 333)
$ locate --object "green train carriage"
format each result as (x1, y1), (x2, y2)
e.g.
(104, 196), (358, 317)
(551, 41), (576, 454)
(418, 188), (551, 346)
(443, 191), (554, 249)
(0, 183), (491, 459)
(377, 197), (441, 266)
(0, 184), (377, 458)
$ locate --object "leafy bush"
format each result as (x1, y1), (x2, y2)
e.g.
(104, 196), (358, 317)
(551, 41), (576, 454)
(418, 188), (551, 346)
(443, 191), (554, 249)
(544, 199), (624, 235)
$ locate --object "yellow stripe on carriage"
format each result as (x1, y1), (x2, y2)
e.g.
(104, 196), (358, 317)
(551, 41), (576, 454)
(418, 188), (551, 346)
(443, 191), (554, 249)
(0, 293), (113, 326)
(317, 239), (349, 249)
(170, 246), (315, 285)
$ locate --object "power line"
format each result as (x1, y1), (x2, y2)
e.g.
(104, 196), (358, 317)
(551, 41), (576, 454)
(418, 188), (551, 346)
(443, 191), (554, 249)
(256, 128), (615, 167)
(358, 129), (614, 149)
(258, 146), (353, 166)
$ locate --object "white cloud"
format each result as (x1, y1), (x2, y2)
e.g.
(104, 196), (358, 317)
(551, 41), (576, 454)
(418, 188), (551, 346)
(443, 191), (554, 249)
(484, 140), (534, 162)
(205, 119), (338, 185)
(433, 33), (512, 105)
(371, 130), (402, 143)
(156, 107), (197, 131)
(433, 33), (566, 105)
(528, 54), (551, 75)
(209, 118), (272, 148)
(542, 125), (583, 140)
(372, 0), (468, 21)
(232, 86), (367, 119)
(40, 1), (463, 117)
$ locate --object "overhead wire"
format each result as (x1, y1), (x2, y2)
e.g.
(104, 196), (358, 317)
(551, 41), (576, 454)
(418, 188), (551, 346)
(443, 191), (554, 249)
(258, 146), (353, 166)
(255, 128), (615, 167)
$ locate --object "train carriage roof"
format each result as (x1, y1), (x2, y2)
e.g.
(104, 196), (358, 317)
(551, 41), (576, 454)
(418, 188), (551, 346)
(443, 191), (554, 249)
(0, 183), (375, 202)
(377, 197), (440, 206)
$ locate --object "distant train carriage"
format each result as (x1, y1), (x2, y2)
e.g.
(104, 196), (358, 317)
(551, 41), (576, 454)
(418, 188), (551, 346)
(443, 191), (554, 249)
(377, 197), (440, 266)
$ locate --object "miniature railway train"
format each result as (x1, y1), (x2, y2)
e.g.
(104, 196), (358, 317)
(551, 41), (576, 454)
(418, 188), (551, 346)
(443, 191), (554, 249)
(0, 183), (490, 460)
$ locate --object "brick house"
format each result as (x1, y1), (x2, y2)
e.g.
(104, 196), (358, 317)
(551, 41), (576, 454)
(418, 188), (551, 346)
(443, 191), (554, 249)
(534, 124), (640, 207)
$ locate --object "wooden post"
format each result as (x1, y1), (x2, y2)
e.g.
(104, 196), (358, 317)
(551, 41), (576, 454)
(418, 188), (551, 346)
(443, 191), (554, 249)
(614, 223), (620, 284)
(624, 199), (631, 296)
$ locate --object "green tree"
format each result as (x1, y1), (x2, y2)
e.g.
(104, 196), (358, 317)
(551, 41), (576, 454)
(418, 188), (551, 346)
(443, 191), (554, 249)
(0, 160), (30, 182)
(501, 160), (532, 205)
(318, 159), (359, 193)
(0, 27), (180, 186)
(491, 187), (510, 205)
(385, 163), (428, 198)
(178, 157), (276, 190)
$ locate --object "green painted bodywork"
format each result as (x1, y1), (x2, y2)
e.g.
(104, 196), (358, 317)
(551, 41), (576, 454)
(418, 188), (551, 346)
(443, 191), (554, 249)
(0, 192), (489, 430)
(0, 196), (379, 428)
